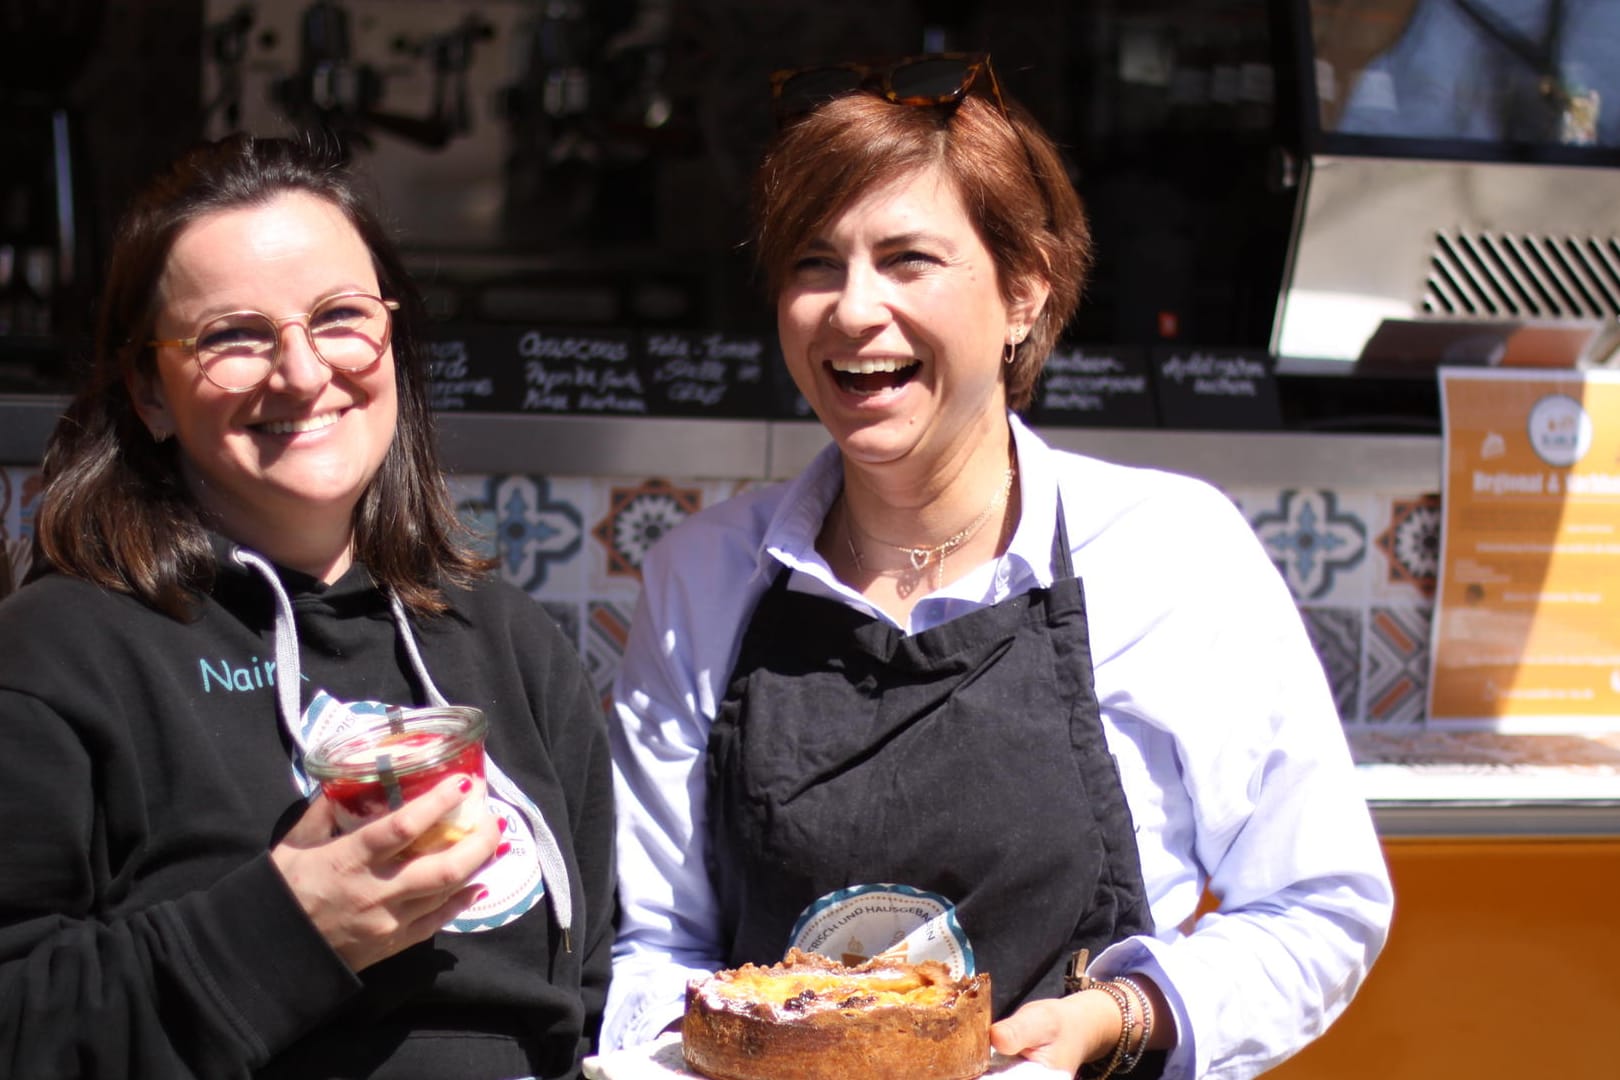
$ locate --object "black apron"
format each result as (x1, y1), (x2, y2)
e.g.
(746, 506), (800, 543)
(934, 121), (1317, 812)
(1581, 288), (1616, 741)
(706, 507), (1154, 1018)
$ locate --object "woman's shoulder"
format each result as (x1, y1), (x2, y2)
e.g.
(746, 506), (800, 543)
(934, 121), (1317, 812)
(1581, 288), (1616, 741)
(435, 573), (589, 661)
(1019, 420), (1231, 513)
(438, 572), (553, 629)
(641, 480), (793, 578)
(1046, 446), (1243, 529)
(680, 480), (792, 537)
(1, 570), (148, 629)
(1038, 444), (1273, 600)
(0, 572), (176, 698)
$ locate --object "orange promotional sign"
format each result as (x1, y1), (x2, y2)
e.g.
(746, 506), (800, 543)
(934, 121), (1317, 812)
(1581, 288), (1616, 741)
(1431, 368), (1620, 730)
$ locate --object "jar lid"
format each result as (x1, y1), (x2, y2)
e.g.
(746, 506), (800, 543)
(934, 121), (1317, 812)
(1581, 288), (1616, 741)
(305, 705), (486, 783)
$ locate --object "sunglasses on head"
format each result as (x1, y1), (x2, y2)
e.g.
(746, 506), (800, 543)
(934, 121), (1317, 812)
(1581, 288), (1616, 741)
(769, 52), (1007, 128)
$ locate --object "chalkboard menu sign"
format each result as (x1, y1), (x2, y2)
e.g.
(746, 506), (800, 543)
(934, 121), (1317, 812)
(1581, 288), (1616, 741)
(513, 328), (644, 414)
(425, 324), (641, 414)
(425, 323), (773, 418)
(422, 326), (1285, 432)
(1151, 346), (1281, 431)
(1030, 345), (1157, 427)
(640, 330), (771, 418)
(424, 332), (504, 412)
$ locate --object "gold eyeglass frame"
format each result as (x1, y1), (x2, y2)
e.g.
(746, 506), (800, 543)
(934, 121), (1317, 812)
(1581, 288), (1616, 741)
(147, 290), (400, 393)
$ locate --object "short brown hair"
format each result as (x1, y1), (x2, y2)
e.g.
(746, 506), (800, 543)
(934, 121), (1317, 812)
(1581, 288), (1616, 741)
(751, 87), (1091, 411)
(36, 133), (487, 618)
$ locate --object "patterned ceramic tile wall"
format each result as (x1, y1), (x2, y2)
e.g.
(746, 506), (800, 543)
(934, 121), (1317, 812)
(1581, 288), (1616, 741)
(1230, 485), (1439, 726)
(2, 462), (1440, 726)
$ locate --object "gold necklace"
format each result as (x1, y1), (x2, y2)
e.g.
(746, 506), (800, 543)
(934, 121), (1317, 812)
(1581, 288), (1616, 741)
(844, 466), (1015, 588)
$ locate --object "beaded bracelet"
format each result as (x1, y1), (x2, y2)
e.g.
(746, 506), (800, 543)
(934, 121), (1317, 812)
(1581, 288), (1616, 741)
(1080, 980), (1136, 1080)
(1112, 975), (1154, 1074)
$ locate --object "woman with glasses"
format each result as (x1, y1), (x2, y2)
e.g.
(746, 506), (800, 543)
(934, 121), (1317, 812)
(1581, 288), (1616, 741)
(605, 55), (1392, 1078)
(0, 134), (614, 1079)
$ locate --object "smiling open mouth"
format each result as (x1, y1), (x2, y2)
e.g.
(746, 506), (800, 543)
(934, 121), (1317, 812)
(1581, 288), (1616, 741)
(257, 411), (343, 436)
(829, 357), (920, 396)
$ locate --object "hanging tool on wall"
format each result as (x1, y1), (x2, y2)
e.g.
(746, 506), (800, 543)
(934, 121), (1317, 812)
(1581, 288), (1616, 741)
(267, 0), (493, 155)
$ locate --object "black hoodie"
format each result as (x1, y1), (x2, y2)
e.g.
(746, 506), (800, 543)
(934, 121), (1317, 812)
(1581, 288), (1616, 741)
(0, 546), (614, 1079)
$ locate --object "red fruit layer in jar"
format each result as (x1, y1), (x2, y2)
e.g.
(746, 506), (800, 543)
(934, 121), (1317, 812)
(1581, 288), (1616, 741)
(320, 730), (486, 823)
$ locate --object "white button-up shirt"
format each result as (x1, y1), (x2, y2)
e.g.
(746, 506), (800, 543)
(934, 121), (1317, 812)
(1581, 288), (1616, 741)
(604, 414), (1392, 1080)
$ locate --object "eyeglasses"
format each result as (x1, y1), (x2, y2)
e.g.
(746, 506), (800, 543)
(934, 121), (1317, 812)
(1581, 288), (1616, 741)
(148, 291), (400, 393)
(769, 52), (1006, 128)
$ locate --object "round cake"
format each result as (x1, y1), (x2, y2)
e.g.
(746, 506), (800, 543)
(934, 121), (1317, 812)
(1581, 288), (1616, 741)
(682, 948), (991, 1080)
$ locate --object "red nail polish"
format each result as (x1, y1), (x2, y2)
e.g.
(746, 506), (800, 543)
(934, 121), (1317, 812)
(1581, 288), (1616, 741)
(457, 777), (473, 794)
(498, 817), (508, 833)
(495, 842), (512, 858)
(475, 888), (489, 903)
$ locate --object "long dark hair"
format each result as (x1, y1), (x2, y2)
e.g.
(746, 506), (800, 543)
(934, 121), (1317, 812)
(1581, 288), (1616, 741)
(37, 133), (487, 617)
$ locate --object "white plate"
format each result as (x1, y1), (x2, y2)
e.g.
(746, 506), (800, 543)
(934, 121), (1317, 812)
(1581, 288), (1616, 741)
(582, 1033), (1069, 1080)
